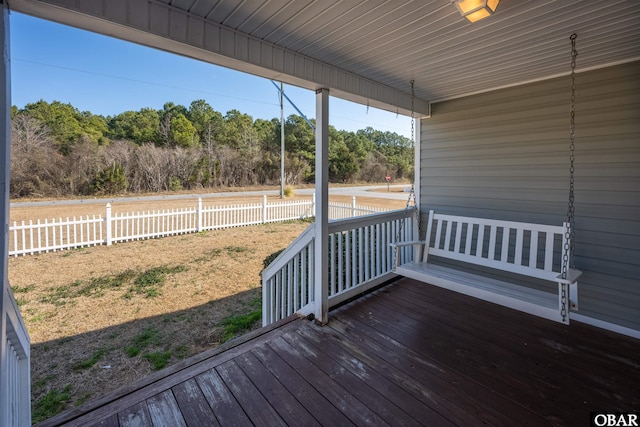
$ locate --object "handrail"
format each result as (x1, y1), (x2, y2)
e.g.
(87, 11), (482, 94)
(262, 208), (415, 325)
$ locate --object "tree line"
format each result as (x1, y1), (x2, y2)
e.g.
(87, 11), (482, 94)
(9, 99), (414, 198)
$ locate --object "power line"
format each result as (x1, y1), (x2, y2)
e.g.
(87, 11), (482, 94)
(13, 58), (275, 107)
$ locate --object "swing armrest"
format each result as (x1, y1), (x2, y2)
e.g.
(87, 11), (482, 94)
(555, 269), (582, 285)
(390, 241), (426, 270)
(390, 240), (425, 249)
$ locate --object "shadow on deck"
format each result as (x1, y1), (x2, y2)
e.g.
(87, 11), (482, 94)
(36, 277), (639, 426)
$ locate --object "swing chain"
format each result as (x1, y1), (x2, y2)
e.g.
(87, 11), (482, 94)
(410, 79), (415, 148)
(561, 33), (578, 322)
(395, 80), (419, 245)
(410, 80), (421, 238)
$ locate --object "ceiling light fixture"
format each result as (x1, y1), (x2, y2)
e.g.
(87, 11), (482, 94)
(454, 0), (500, 23)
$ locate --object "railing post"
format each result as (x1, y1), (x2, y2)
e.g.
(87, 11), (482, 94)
(352, 196), (356, 217)
(262, 194), (268, 224)
(197, 198), (203, 232)
(105, 204), (112, 246)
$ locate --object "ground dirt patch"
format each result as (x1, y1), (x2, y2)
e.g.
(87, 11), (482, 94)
(8, 190), (406, 422)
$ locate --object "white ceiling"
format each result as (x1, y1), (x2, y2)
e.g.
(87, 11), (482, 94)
(10, 0), (640, 115)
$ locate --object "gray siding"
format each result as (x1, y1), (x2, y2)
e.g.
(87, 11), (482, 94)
(419, 61), (640, 331)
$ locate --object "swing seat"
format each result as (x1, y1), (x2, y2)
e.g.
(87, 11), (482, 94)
(391, 210), (581, 324)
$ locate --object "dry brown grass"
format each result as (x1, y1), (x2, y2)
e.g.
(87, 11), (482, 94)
(8, 191), (405, 421)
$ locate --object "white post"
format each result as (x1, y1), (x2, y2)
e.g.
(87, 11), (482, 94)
(1, 2), (31, 424)
(105, 204), (112, 246)
(197, 198), (203, 232)
(314, 89), (329, 325)
(280, 82), (285, 199)
(352, 196), (357, 217)
(262, 194), (268, 224)
(311, 193), (316, 217)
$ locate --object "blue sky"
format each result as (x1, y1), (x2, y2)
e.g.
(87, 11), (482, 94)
(10, 12), (412, 138)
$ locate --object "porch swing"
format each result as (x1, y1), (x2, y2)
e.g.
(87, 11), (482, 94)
(391, 34), (582, 325)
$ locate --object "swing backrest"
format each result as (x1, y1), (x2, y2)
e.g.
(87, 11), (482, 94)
(422, 211), (570, 282)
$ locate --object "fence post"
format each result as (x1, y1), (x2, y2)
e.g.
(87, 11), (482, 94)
(352, 196), (357, 217)
(105, 203), (112, 246)
(262, 194), (268, 224)
(197, 198), (203, 232)
(312, 193), (316, 217)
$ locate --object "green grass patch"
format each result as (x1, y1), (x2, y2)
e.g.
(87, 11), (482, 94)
(142, 351), (173, 370)
(224, 245), (251, 257)
(72, 349), (105, 371)
(220, 310), (262, 343)
(32, 385), (72, 424)
(11, 284), (35, 293)
(174, 345), (189, 359)
(124, 265), (187, 298)
(125, 327), (161, 357)
(40, 266), (187, 304)
(33, 375), (55, 389)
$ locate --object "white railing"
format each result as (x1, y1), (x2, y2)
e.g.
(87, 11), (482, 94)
(1, 281), (31, 427)
(9, 195), (386, 256)
(261, 208), (417, 325)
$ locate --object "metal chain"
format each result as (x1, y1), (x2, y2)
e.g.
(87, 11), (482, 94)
(395, 80), (419, 243)
(561, 33), (578, 322)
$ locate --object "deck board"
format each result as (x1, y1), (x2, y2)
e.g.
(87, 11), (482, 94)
(36, 277), (639, 427)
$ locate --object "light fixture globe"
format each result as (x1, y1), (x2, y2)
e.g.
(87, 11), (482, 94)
(454, 0), (500, 22)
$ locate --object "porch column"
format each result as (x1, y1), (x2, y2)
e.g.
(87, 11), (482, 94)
(0, 1), (11, 423)
(314, 88), (329, 324)
(1, 4), (31, 425)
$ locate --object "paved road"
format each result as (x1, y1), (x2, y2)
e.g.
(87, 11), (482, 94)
(10, 185), (412, 207)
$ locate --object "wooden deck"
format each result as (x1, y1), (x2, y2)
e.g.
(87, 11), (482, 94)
(37, 277), (639, 427)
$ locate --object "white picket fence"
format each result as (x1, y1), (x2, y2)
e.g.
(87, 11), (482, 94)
(9, 195), (387, 256)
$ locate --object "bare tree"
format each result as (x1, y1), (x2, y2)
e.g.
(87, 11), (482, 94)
(10, 114), (65, 197)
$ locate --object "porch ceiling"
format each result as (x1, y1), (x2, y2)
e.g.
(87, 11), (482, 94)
(10, 0), (640, 116)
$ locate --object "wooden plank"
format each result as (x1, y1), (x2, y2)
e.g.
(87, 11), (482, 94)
(282, 325), (454, 426)
(195, 369), (251, 427)
(172, 379), (220, 427)
(327, 314), (552, 427)
(145, 390), (186, 427)
(362, 281), (639, 414)
(266, 336), (389, 426)
(251, 343), (354, 426)
(233, 352), (319, 426)
(395, 280), (640, 391)
(118, 402), (153, 427)
(342, 291), (563, 417)
(92, 415), (119, 427)
(215, 360), (285, 426)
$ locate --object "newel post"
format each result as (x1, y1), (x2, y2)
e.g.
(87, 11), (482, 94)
(105, 204), (112, 246)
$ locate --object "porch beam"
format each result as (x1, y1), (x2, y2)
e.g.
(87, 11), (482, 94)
(314, 88), (329, 325)
(9, 0), (430, 117)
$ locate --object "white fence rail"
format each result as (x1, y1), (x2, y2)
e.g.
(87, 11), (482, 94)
(9, 195), (387, 257)
(261, 208), (417, 325)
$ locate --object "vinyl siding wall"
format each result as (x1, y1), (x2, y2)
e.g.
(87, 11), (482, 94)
(419, 61), (640, 332)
